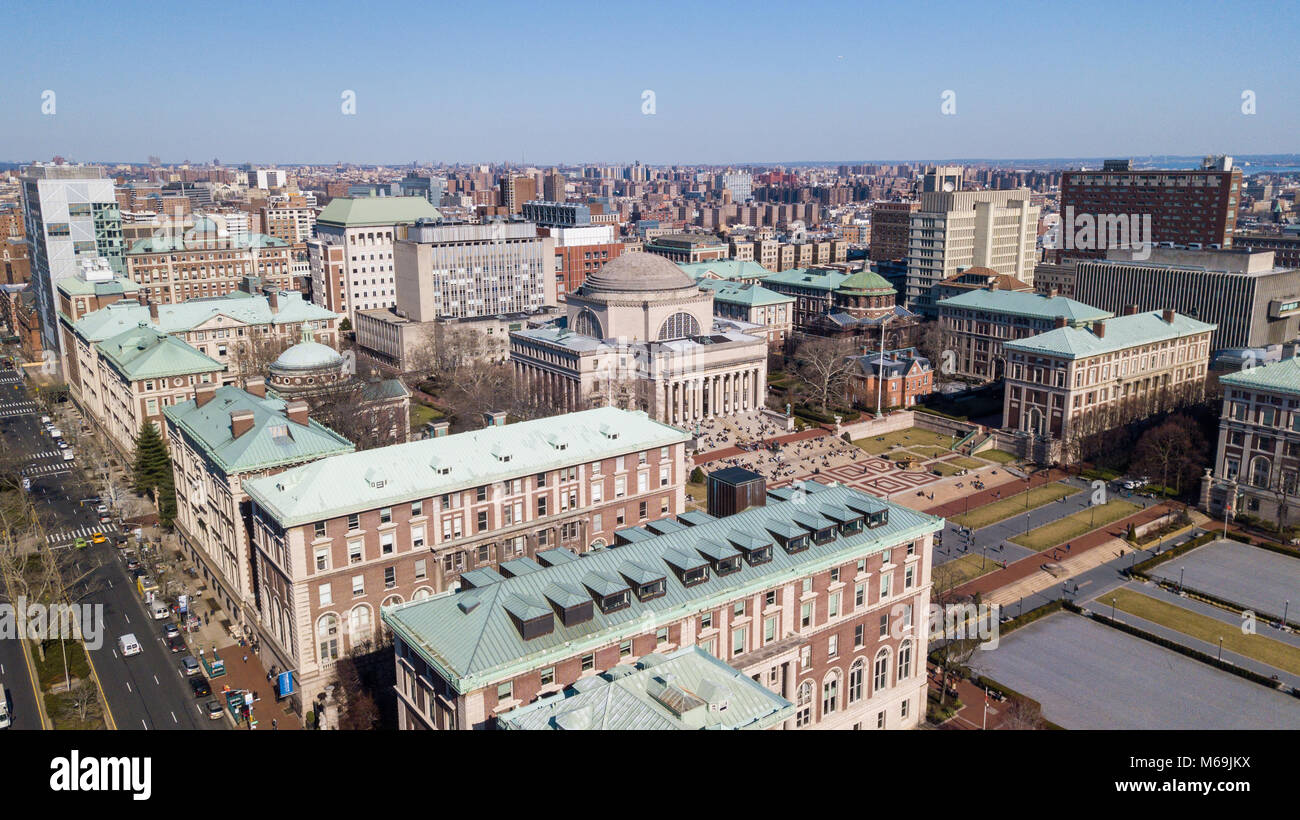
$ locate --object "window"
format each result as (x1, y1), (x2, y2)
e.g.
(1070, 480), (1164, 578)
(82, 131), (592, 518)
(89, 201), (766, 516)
(765, 590), (777, 606)
(656, 626), (669, 644)
(901, 699), (910, 719)
(352, 575), (364, 596)
(822, 672), (839, 715)
(581, 653), (595, 671)
(379, 507), (392, 524)
(701, 611), (713, 630)
(317, 614), (339, 663)
(315, 547), (329, 572)
(732, 626), (747, 657)
(411, 501), (422, 517)
(639, 501), (648, 520)
(347, 513), (360, 531)
(478, 510), (489, 531)
(497, 681), (513, 701)
(348, 541), (363, 565)
(880, 572), (892, 599)
(873, 649), (890, 692)
(801, 577), (813, 595)
(537, 497), (547, 517)
(830, 567), (840, 583)
(877, 710), (886, 729)
(796, 682), (813, 727)
(827, 635), (838, 659)
(380, 533), (394, 555)
(318, 583), (332, 607)
(314, 521), (327, 538)
(412, 526), (425, 550)
(619, 640), (632, 657)
(828, 592), (840, 618)
(855, 583), (865, 607)
(734, 600), (746, 617)
(476, 545), (491, 564)
(540, 667), (555, 686)
(898, 640), (913, 680)
(476, 486), (488, 502)
(848, 660), (864, 703)
(801, 602), (813, 628)
(414, 559), (426, 580)
(879, 613), (889, 637)
(764, 615), (777, 643)
(855, 624), (865, 649)
(905, 565), (915, 590)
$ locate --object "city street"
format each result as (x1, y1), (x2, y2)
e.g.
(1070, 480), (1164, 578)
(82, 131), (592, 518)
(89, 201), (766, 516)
(1, 366), (224, 731)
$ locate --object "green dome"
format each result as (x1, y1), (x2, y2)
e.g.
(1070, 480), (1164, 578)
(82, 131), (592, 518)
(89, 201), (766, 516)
(837, 268), (895, 295)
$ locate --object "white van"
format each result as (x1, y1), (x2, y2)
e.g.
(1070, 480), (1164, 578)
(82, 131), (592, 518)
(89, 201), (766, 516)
(150, 599), (170, 620)
(48, 428), (62, 439)
(0, 684), (9, 729)
(119, 633), (142, 656)
(62, 450), (74, 462)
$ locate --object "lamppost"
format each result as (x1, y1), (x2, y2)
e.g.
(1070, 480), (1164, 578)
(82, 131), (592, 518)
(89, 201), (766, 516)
(875, 316), (891, 420)
(1284, 599), (1290, 625)
(1178, 566), (1185, 592)
(1218, 636), (1224, 661)
(1111, 597), (1116, 621)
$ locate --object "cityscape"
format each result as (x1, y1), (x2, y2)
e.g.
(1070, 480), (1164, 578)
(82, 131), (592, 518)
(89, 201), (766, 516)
(0, 0), (1295, 802)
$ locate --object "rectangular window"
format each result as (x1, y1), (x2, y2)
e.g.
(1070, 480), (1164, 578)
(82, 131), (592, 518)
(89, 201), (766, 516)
(828, 592), (840, 618)
(764, 615), (777, 643)
(880, 572), (892, 599)
(478, 510), (489, 531)
(732, 626), (747, 657)
(656, 626), (669, 644)
(801, 602), (813, 628)
(855, 583), (865, 607)
(347, 513), (360, 531)
(879, 614), (889, 638)
(315, 547), (329, 571)
(414, 559), (426, 580)
(348, 541), (363, 565)
(619, 640), (632, 657)
(351, 575), (364, 596)
(314, 521), (327, 538)
(581, 653), (595, 671)
(384, 566), (396, 589)
(734, 600), (746, 617)
(828, 634), (838, 659)
(855, 624), (864, 649)
(380, 533), (394, 555)
(318, 583), (332, 607)
(497, 681), (512, 701)
(905, 565), (915, 589)
(411, 501), (422, 517)
(540, 667), (554, 686)
(379, 507), (392, 524)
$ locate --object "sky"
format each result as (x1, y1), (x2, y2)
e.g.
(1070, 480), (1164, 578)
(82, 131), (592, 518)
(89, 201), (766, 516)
(4, 0), (1297, 166)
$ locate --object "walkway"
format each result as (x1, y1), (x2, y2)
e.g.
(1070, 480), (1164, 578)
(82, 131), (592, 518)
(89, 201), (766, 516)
(924, 468), (1068, 518)
(692, 426), (829, 466)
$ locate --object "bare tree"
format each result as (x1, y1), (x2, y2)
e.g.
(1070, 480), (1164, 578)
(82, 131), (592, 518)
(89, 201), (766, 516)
(929, 561), (982, 708)
(1000, 696), (1045, 730)
(228, 330), (295, 386)
(793, 336), (855, 412)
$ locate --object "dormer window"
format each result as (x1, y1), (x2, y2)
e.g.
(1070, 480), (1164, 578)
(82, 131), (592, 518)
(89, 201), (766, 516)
(840, 517), (864, 536)
(681, 566), (708, 587)
(814, 526), (836, 545)
(599, 589), (629, 612)
(716, 555), (742, 575)
(637, 579), (666, 601)
(785, 535), (809, 554)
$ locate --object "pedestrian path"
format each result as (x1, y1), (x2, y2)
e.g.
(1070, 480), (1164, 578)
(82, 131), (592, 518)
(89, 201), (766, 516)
(28, 449), (63, 460)
(23, 462), (72, 477)
(0, 400), (37, 418)
(48, 524), (116, 545)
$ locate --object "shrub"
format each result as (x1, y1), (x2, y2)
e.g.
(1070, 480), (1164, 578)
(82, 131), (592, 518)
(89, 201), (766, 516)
(690, 467), (705, 484)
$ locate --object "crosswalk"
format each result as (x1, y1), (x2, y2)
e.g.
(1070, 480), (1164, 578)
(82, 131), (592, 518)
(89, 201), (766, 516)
(0, 371), (24, 385)
(29, 449), (64, 460)
(0, 400), (37, 418)
(23, 462), (72, 477)
(49, 525), (118, 547)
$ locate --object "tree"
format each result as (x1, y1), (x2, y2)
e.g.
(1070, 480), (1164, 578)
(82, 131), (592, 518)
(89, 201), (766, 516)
(1001, 696), (1045, 730)
(915, 320), (953, 389)
(228, 332), (294, 384)
(929, 561), (982, 708)
(1133, 417), (1196, 496)
(338, 317), (352, 333)
(690, 466), (705, 484)
(792, 336), (855, 412)
(131, 422), (176, 527)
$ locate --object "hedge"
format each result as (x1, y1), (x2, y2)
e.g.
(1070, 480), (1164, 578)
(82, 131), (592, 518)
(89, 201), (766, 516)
(1154, 581), (1300, 632)
(1128, 531), (1217, 576)
(1078, 604), (1296, 696)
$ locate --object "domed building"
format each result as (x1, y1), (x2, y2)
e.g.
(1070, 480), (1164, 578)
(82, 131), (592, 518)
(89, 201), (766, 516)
(806, 264), (920, 348)
(265, 322), (412, 446)
(510, 253), (769, 426)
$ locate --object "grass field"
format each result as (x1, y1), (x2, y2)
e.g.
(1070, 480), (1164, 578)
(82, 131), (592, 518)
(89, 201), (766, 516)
(854, 427), (958, 454)
(908, 445), (951, 459)
(1011, 499), (1139, 551)
(949, 484), (1080, 530)
(409, 401), (445, 431)
(1107, 588), (1300, 676)
(977, 449), (1020, 464)
(930, 462), (964, 476)
(947, 456), (986, 470)
(936, 552), (1000, 585)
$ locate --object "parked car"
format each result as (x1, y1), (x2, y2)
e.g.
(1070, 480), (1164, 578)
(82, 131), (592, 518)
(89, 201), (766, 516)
(166, 634), (187, 653)
(39, 415), (50, 424)
(163, 622), (180, 639)
(204, 699), (224, 720)
(181, 656), (201, 677)
(0, 684), (9, 729)
(56, 439), (69, 450)
(124, 558), (140, 572)
(190, 678), (212, 698)
(96, 504), (108, 515)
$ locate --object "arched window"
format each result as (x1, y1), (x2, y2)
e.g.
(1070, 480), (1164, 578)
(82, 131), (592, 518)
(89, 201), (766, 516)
(573, 308), (603, 339)
(897, 640), (913, 681)
(317, 614), (339, 663)
(822, 670), (841, 716)
(1250, 455), (1271, 488)
(657, 311), (701, 340)
(873, 647), (891, 693)
(796, 681), (814, 728)
(382, 594), (403, 609)
(348, 604), (372, 645)
(848, 659), (865, 704)
(412, 587), (433, 601)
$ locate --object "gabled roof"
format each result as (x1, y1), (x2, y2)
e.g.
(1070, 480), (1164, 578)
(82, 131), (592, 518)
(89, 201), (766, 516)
(383, 482), (940, 692)
(315, 196), (441, 227)
(937, 289), (1112, 323)
(760, 267), (851, 292)
(162, 386), (354, 476)
(694, 279), (793, 307)
(243, 407), (690, 526)
(95, 325), (225, 381)
(676, 260), (774, 282)
(1004, 311), (1218, 359)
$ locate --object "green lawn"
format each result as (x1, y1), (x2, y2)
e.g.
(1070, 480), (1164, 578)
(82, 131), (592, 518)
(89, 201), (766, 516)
(1107, 588), (1300, 676)
(947, 456), (985, 470)
(936, 552), (999, 585)
(930, 462), (964, 477)
(976, 449), (1020, 464)
(908, 445), (952, 460)
(1010, 499), (1139, 551)
(949, 484), (1080, 530)
(409, 402), (445, 431)
(853, 427), (959, 455)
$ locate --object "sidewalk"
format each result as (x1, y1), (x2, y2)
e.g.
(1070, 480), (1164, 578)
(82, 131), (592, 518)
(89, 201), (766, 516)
(692, 427), (828, 466)
(206, 643), (302, 730)
(927, 664), (1011, 730)
(952, 502), (1173, 599)
(924, 468), (1068, 518)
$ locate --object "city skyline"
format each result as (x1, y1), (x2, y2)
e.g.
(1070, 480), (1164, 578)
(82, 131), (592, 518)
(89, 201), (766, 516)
(5, 0), (1296, 165)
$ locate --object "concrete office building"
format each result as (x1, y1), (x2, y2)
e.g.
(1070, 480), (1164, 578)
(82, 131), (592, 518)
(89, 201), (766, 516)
(382, 481), (941, 730)
(20, 163), (125, 353)
(1073, 248), (1300, 350)
(905, 189), (1039, 316)
(241, 406), (692, 713)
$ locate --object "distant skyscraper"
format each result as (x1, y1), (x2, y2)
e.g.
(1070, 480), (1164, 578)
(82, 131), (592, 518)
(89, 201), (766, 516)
(920, 166), (963, 193)
(720, 171), (753, 203)
(501, 175), (538, 214)
(20, 163), (124, 352)
(543, 170), (566, 202)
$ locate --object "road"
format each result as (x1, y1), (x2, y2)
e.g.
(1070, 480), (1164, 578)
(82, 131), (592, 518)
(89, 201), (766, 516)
(1, 367), (224, 731)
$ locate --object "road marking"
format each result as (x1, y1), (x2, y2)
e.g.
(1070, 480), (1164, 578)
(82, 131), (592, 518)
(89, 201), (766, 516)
(171, 712), (177, 724)
(123, 614), (130, 624)
(141, 719), (147, 730)
(126, 682), (132, 693)
(153, 675), (160, 686)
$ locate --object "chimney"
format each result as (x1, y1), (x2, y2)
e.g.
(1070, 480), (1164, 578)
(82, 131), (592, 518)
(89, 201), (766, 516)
(285, 400), (310, 426)
(1094, 320), (1106, 338)
(268, 290), (280, 313)
(149, 300), (159, 322)
(428, 420), (450, 438)
(1047, 286), (1059, 299)
(1054, 316), (1068, 329)
(244, 376), (266, 398)
(194, 383), (217, 408)
(230, 409), (255, 438)
(1122, 304), (1139, 316)
(483, 410), (507, 428)
(1162, 308), (1175, 324)
(136, 290), (148, 306)
(988, 279), (1000, 291)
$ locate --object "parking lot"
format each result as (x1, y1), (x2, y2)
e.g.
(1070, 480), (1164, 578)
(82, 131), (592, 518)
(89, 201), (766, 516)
(1149, 539), (1300, 617)
(974, 612), (1300, 729)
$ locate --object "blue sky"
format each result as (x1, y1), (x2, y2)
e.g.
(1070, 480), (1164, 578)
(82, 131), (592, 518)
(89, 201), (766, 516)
(4, 0), (1296, 165)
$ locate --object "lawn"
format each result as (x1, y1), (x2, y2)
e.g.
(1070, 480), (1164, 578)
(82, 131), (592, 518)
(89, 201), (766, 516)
(853, 427), (958, 455)
(937, 552), (1000, 585)
(949, 484), (1080, 530)
(1010, 499), (1139, 551)
(409, 401), (445, 431)
(976, 449), (1020, 464)
(907, 445), (951, 460)
(947, 456), (986, 470)
(1107, 588), (1300, 677)
(930, 462), (964, 477)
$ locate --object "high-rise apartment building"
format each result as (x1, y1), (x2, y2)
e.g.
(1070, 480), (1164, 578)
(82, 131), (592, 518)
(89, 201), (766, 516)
(868, 202), (919, 262)
(124, 216), (295, 304)
(720, 171), (754, 203)
(542, 171), (566, 203)
(393, 220), (555, 322)
(501, 175), (538, 215)
(905, 189), (1038, 316)
(20, 163), (124, 352)
(1057, 157), (1242, 261)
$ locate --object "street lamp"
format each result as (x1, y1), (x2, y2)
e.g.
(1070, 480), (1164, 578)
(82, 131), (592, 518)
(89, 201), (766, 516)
(1218, 636), (1224, 661)
(1178, 567), (1185, 592)
(1284, 600), (1290, 625)
(1111, 597), (1116, 621)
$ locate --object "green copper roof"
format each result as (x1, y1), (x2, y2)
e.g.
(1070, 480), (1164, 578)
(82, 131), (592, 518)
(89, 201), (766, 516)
(1004, 310), (1217, 360)
(57, 275), (141, 297)
(837, 268), (895, 295)
(497, 646), (793, 730)
(694, 279), (793, 307)
(1220, 356), (1300, 395)
(95, 325), (225, 381)
(760, 267), (851, 292)
(937, 289), (1113, 322)
(163, 385), (354, 476)
(72, 291), (335, 342)
(677, 260), (773, 282)
(243, 407), (691, 527)
(315, 196), (441, 227)
(382, 481), (941, 693)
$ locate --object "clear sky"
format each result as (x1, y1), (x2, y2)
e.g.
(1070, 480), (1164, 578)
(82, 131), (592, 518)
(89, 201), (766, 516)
(5, 0), (1296, 165)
